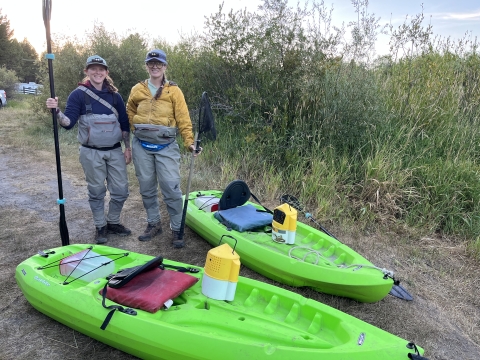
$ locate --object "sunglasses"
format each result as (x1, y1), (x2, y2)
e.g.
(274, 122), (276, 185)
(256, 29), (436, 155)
(146, 62), (166, 68)
(90, 57), (104, 63)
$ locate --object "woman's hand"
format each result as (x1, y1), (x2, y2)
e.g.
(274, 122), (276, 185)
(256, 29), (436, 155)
(46, 97), (71, 127)
(46, 97), (59, 110)
(124, 148), (132, 164)
(189, 144), (202, 157)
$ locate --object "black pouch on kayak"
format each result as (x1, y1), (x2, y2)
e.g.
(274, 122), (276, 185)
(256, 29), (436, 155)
(106, 256), (163, 288)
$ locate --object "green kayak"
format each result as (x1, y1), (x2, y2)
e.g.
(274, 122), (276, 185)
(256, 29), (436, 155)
(16, 244), (425, 360)
(185, 189), (396, 303)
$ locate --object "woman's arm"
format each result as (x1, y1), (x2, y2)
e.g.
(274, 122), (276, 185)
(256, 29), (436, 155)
(114, 93), (131, 150)
(45, 97), (71, 128)
(171, 87), (194, 149)
(62, 90), (84, 130)
(126, 89), (139, 131)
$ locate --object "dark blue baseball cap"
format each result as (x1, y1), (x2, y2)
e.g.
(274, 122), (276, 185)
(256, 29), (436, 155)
(145, 49), (168, 65)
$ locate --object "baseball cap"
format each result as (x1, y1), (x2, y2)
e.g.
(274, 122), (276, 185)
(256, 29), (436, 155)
(145, 49), (168, 65)
(85, 55), (108, 69)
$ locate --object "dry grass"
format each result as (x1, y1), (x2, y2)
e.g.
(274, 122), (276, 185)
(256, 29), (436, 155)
(0, 105), (479, 359)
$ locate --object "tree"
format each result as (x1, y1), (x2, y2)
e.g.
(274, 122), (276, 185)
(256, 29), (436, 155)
(201, 0), (328, 126)
(345, 0), (386, 63)
(0, 10), (41, 83)
(0, 9), (14, 68)
(109, 32), (148, 101)
(6, 38), (40, 83)
(84, 24), (149, 100)
(19, 39), (40, 82)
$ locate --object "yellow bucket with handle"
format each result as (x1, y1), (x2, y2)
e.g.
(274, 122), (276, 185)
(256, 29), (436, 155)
(202, 236), (240, 301)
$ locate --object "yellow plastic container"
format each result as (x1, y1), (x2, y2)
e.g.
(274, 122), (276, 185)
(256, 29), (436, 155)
(272, 203), (297, 244)
(202, 243), (241, 300)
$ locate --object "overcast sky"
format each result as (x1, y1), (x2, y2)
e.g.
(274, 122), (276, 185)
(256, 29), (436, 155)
(2, 0), (479, 57)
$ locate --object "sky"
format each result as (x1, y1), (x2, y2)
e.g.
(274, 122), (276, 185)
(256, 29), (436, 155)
(1, 0), (479, 57)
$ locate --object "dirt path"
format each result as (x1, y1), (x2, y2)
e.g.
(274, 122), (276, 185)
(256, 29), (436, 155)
(0, 144), (212, 359)
(0, 144), (479, 360)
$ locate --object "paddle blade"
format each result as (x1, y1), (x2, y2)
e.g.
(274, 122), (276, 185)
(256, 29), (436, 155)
(389, 284), (413, 301)
(42, 0), (52, 25)
(59, 205), (70, 246)
(198, 91), (216, 141)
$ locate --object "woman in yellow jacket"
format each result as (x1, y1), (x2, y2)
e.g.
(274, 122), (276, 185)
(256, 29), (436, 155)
(127, 49), (201, 248)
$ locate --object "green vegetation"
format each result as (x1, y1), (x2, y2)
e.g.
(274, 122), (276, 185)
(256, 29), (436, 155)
(0, 9), (39, 83)
(0, 66), (18, 95)
(1, 0), (480, 252)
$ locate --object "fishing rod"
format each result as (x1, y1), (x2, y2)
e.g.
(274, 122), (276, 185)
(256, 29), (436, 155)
(280, 194), (337, 239)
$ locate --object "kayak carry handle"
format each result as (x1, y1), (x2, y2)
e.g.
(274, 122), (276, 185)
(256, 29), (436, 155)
(219, 235), (238, 253)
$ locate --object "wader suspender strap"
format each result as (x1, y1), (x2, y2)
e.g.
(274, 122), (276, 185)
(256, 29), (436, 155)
(78, 85), (119, 118)
(84, 92), (92, 114)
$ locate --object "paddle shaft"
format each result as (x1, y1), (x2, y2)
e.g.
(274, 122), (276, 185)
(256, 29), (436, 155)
(43, 0), (69, 246)
(178, 91), (216, 240)
(178, 132), (199, 240)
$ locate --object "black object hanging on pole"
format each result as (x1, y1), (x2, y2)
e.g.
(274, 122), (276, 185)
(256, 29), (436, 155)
(42, 0), (69, 246)
(178, 92), (217, 244)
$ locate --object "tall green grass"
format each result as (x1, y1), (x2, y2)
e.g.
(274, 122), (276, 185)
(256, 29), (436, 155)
(194, 50), (480, 247)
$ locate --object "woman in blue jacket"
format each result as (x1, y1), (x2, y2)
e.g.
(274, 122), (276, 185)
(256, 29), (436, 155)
(46, 55), (131, 244)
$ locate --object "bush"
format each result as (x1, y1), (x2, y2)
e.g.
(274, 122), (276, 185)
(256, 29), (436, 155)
(0, 66), (19, 97)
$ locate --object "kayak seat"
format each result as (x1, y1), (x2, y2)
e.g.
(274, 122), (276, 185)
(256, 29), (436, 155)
(219, 179), (251, 210)
(99, 266), (198, 330)
(214, 204), (273, 232)
(215, 180), (273, 232)
(101, 267), (198, 313)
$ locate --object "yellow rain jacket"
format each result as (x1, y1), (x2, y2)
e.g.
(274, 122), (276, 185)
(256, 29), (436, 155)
(127, 80), (194, 148)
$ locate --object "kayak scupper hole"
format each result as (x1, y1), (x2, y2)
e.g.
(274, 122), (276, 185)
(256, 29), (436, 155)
(264, 344), (276, 355)
(301, 335), (313, 340)
(172, 296), (187, 306)
(194, 301), (210, 310)
(238, 317), (245, 321)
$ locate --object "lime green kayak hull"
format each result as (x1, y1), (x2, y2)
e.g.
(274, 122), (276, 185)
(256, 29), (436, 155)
(16, 244), (423, 360)
(186, 190), (394, 303)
